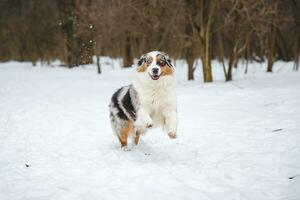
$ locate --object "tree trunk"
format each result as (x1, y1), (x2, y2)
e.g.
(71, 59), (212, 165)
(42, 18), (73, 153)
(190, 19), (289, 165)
(216, 28), (228, 78)
(244, 38), (250, 74)
(184, 18), (195, 81)
(123, 35), (133, 68)
(96, 56), (101, 74)
(187, 56), (195, 80)
(291, 0), (300, 71)
(267, 25), (276, 72)
(295, 57), (299, 71)
(201, 54), (213, 82)
(245, 60), (248, 74)
(57, 0), (79, 68)
(200, 32), (213, 82)
(189, 0), (216, 83)
(296, 55), (300, 72)
(226, 53), (234, 81)
(186, 40), (195, 80)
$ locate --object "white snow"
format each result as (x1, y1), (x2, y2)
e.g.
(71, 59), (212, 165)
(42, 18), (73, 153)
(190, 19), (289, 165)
(0, 60), (300, 200)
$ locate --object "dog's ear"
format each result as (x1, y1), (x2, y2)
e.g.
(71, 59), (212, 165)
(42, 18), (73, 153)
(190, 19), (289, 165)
(161, 52), (173, 68)
(166, 58), (174, 68)
(138, 54), (147, 66)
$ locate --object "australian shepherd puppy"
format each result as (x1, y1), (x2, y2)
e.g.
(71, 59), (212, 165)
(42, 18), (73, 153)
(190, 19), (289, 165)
(109, 51), (177, 150)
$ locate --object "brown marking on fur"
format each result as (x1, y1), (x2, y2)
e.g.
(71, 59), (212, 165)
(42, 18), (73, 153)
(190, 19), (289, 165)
(134, 131), (141, 145)
(137, 55), (153, 73)
(119, 122), (133, 148)
(161, 65), (173, 76)
(137, 63), (148, 72)
(156, 56), (173, 76)
(117, 135), (122, 144)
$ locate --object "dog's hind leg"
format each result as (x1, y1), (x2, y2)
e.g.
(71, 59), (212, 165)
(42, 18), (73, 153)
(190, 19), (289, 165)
(134, 131), (141, 145)
(119, 121), (134, 149)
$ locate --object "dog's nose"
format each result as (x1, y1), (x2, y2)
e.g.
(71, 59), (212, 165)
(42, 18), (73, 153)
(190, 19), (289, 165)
(152, 68), (159, 74)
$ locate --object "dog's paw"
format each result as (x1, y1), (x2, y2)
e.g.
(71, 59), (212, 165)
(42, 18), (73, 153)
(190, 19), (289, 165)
(144, 117), (153, 128)
(146, 122), (153, 128)
(121, 145), (130, 151)
(168, 132), (177, 139)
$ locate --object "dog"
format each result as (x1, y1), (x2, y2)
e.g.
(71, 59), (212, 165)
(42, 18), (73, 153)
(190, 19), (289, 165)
(109, 51), (177, 150)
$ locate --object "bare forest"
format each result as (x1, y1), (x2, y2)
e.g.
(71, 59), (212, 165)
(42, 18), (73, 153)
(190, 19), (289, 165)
(0, 0), (299, 82)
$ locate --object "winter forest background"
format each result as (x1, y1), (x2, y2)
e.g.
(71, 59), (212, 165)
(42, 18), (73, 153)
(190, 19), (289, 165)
(1, 0), (299, 81)
(1, 1), (300, 200)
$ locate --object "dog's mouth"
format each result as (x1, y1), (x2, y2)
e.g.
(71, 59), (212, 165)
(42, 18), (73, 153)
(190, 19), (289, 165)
(150, 74), (160, 80)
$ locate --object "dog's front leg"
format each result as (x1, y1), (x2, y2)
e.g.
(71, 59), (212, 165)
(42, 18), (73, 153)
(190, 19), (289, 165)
(163, 109), (177, 139)
(134, 107), (153, 128)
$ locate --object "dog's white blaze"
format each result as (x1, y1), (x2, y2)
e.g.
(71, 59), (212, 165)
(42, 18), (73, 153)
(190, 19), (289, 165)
(147, 51), (161, 76)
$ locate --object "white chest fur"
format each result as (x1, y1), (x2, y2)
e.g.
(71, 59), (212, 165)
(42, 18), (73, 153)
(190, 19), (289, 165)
(133, 74), (176, 110)
(133, 73), (177, 128)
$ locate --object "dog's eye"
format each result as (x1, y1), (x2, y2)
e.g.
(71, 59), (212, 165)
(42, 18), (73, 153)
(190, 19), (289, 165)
(158, 60), (166, 66)
(146, 59), (152, 65)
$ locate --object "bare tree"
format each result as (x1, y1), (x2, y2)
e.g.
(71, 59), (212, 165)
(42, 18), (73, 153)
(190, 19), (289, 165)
(184, 0), (219, 82)
(57, 0), (79, 68)
(290, 0), (300, 71)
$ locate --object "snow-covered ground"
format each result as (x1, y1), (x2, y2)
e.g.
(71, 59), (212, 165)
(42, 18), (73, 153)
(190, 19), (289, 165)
(0, 60), (300, 200)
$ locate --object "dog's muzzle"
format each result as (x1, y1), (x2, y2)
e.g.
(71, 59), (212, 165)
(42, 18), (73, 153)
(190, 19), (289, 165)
(150, 68), (160, 80)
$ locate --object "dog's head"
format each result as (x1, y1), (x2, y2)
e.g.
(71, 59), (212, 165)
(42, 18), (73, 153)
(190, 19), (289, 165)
(137, 51), (174, 81)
